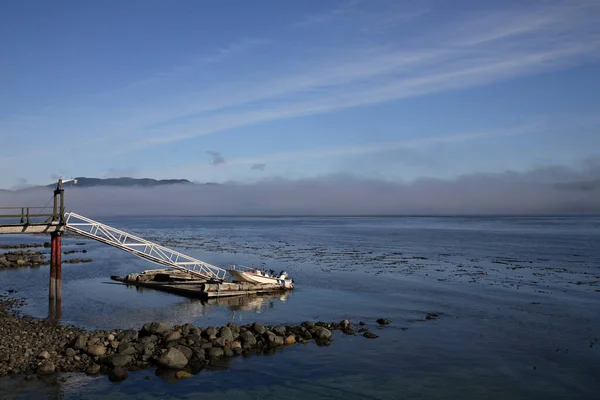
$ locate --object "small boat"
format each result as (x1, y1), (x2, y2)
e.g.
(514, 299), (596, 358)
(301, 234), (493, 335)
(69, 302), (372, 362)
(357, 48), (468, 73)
(228, 265), (294, 289)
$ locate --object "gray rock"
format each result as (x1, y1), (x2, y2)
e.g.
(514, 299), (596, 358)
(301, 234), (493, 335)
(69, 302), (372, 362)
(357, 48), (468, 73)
(142, 322), (172, 336)
(165, 331), (181, 342)
(208, 347), (224, 358)
(173, 345), (193, 361)
(86, 344), (107, 357)
(73, 335), (88, 350)
(219, 326), (233, 341)
(363, 332), (379, 339)
(240, 330), (257, 346)
(267, 334), (284, 347)
(157, 347), (188, 369)
(85, 364), (101, 375)
(314, 327), (332, 341)
(116, 343), (136, 356)
(273, 326), (286, 336)
(226, 322), (240, 334)
(138, 335), (157, 345)
(181, 323), (198, 336)
(223, 347), (234, 357)
(376, 318), (391, 325)
(118, 329), (138, 343)
(302, 321), (315, 329)
(37, 350), (50, 360)
(65, 348), (77, 357)
(37, 361), (55, 375)
(108, 367), (128, 382)
(103, 354), (133, 368)
(204, 326), (218, 338)
(252, 323), (266, 335)
(187, 333), (202, 343)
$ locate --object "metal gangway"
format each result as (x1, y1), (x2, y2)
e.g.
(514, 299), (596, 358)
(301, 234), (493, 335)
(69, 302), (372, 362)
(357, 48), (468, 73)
(64, 212), (227, 281)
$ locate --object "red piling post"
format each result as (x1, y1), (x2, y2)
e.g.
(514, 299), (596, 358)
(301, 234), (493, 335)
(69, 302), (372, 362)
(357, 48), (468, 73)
(56, 234), (62, 300)
(49, 232), (58, 301)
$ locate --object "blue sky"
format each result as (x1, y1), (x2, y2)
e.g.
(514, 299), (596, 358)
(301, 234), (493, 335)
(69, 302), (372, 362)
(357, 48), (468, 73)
(1, 0), (599, 189)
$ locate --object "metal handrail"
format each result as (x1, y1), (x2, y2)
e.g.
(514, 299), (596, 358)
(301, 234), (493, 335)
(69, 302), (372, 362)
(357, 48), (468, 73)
(64, 212), (227, 280)
(0, 207), (61, 224)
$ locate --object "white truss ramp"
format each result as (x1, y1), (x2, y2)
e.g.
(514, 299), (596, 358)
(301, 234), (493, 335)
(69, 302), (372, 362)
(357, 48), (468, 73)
(64, 212), (226, 280)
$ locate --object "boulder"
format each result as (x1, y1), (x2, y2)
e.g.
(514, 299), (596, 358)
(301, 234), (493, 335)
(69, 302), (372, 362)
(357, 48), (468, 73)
(37, 361), (55, 375)
(86, 345), (107, 357)
(240, 331), (257, 346)
(165, 331), (181, 342)
(285, 335), (296, 345)
(103, 354), (133, 368)
(73, 335), (88, 350)
(157, 347), (188, 369)
(173, 345), (193, 361)
(376, 318), (391, 325)
(314, 327), (332, 341)
(208, 347), (224, 358)
(219, 326), (234, 341)
(125, 342), (142, 354)
(204, 327), (218, 338)
(118, 329), (138, 343)
(142, 322), (172, 336)
(273, 326), (287, 336)
(252, 323), (266, 335)
(108, 367), (128, 382)
(85, 364), (101, 375)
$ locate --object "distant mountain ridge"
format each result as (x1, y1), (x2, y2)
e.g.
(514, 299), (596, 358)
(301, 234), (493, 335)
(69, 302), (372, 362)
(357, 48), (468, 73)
(50, 177), (193, 188)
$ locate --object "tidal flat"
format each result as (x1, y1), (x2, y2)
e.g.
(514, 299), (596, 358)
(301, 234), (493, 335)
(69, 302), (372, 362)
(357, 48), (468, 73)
(0, 216), (598, 399)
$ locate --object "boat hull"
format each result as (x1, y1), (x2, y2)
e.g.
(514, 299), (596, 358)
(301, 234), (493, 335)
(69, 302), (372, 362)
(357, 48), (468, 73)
(228, 270), (294, 289)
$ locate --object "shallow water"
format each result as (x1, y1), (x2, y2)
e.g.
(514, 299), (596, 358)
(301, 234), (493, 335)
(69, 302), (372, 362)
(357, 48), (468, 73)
(0, 216), (599, 399)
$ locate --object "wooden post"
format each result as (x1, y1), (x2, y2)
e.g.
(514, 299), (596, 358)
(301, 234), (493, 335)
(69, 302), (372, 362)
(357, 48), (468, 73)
(52, 189), (58, 222)
(49, 232), (57, 301)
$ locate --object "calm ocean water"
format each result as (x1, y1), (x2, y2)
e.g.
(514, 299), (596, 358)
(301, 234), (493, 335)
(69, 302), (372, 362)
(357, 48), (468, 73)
(1, 216), (599, 399)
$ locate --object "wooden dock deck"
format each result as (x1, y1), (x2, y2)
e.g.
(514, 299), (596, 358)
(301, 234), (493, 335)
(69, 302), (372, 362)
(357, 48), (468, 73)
(110, 269), (291, 299)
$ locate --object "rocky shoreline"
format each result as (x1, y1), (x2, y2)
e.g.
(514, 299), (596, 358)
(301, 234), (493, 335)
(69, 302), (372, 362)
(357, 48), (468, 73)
(0, 249), (91, 269)
(0, 294), (383, 382)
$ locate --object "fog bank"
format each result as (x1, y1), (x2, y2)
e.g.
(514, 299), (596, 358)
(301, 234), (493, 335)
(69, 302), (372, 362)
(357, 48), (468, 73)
(1, 168), (599, 217)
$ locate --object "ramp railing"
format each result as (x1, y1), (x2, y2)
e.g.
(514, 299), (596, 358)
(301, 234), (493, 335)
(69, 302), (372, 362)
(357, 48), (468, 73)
(64, 212), (226, 280)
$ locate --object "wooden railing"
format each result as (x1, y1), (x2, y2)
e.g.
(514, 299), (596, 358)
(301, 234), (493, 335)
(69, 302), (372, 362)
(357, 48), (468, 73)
(0, 207), (61, 225)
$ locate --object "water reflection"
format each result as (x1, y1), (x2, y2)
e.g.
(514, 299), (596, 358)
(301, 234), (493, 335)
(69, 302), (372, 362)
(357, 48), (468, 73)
(204, 290), (292, 312)
(47, 298), (62, 324)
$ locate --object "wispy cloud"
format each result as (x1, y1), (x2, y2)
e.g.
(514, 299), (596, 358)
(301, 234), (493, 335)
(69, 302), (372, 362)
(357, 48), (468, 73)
(208, 119), (547, 169)
(250, 163), (266, 171)
(207, 151), (226, 166)
(3, 0), (599, 160)
(117, 1), (600, 149)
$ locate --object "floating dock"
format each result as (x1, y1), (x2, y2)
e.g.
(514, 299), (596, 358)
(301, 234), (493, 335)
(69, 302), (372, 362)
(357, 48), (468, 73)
(110, 269), (291, 299)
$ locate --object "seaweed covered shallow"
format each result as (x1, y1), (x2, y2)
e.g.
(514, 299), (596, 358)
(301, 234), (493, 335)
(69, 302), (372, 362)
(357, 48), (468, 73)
(0, 294), (379, 382)
(1, 216), (599, 399)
